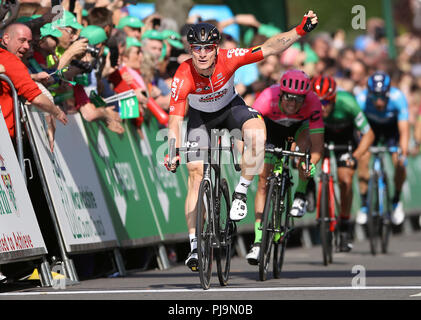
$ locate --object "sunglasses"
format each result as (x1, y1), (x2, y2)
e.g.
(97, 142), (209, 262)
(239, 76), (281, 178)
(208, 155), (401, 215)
(191, 44), (216, 54)
(281, 93), (306, 103)
(369, 92), (388, 101)
(321, 99), (331, 106)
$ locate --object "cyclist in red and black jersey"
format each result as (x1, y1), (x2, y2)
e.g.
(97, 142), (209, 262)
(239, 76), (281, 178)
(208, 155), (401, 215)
(164, 11), (319, 271)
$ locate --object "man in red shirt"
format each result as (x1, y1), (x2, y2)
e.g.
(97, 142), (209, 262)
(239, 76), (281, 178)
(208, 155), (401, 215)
(0, 23), (67, 150)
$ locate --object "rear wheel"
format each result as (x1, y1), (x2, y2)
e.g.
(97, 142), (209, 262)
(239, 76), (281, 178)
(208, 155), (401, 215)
(196, 179), (213, 289)
(216, 178), (234, 286)
(259, 178), (278, 281)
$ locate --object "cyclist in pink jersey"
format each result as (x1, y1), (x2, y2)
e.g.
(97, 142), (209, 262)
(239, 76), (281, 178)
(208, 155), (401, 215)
(245, 69), (324, 264)
(164, 12), (319, 271)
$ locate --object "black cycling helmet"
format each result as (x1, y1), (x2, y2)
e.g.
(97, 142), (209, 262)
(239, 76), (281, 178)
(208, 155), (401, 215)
(187, 23), (220, 45)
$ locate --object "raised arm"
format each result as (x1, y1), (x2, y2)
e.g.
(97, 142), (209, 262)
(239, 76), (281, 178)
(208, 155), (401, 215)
(261, 11), (318, 58)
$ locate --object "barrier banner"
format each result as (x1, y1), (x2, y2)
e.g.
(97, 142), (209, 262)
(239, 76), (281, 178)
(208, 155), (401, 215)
(82, 118), (164, 247)
(0, 109), (47, 264)
(138, 118), (190, 241)
(25, 107), (119, 253)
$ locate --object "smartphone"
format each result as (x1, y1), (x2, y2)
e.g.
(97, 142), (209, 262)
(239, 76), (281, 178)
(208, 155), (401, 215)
(109, 46), (119, 68)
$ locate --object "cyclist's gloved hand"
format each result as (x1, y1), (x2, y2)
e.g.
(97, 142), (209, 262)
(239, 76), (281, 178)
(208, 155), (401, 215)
(301, 161), (316, 178)
(295, 10), (318, 36)
(164, 153), (180, 173)
(398, 154), (408, 167)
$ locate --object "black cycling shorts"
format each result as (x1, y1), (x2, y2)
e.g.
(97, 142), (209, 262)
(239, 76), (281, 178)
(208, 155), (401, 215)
(185, 95), (261, 162)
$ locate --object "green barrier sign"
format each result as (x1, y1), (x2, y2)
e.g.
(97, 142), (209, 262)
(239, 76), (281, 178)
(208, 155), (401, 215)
(139, 118), (189, 240)
(83, 119), (163, 247)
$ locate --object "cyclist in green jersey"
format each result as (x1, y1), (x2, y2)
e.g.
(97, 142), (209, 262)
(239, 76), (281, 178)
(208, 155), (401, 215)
(311, 75), (375, 251)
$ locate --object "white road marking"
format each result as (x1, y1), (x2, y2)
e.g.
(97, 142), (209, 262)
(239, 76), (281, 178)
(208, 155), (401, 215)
(2, 286), (421, 296)
(410, 292), (421, 297)
(402, 251), (421, 258)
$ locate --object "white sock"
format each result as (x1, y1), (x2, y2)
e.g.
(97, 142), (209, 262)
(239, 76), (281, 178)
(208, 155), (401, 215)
(235, 176), (252, 195)
(189, 233), (197, 251)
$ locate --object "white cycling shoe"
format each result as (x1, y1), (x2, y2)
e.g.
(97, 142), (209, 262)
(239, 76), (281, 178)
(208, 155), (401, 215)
(230, 192), (247, 221)
(356, 206), (368, 225)
(290, 193), (307, 218)
(391, 201), (405, 225)
(245, 243), (260, 265)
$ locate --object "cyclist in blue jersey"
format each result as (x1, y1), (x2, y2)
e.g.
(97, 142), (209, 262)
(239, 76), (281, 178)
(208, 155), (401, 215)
(356, 71), (409, 226)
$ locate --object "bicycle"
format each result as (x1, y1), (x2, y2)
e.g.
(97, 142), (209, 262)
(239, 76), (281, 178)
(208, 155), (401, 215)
(316, 142), (352, 266)
(169, 133), (240, 290)
(366, 144), (398, 255)
(258, 138), (311, 281)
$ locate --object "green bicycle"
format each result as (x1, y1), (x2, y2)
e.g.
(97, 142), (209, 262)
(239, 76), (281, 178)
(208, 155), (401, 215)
(259, 138), (311, 281)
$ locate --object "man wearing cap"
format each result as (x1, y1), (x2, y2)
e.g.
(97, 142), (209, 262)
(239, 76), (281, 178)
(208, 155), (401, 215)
(117, 16), (144, 41)
(141, 29), (171, 111)
(0, 23), (68, 146)
(49, 10), (88, 70)
(72, 24), (124, 135)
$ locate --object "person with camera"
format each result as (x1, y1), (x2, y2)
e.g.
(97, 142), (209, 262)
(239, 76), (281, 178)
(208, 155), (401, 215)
(43, 11), (123, 134)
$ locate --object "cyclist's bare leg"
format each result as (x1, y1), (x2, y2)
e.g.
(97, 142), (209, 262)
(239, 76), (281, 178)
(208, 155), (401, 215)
(295, 128), (311, 182)
(337, 167), (355, 220)
(391, 152), (407, 199)
(357, 150), (371, 199)
(186, 161), (204, 236)
(254, 163), (275, 223)
(241, 118), (266, 179)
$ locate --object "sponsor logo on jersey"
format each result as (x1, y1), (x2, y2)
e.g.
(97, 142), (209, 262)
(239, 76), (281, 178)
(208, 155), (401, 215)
(227, 48), (249, 58)
(199, 88), (228, 103)
(171, 77), (183, 102)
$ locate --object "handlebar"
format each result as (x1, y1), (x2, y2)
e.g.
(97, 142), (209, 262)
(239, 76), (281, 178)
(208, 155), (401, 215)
(369, 145), (401, 155)
(168, 137), (241, 172)
(265, 146), (311, 175)
(324, 142), (353, 153)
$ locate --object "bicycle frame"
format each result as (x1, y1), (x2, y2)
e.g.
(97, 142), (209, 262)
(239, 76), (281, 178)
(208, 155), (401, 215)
(368, 146), (398, 219)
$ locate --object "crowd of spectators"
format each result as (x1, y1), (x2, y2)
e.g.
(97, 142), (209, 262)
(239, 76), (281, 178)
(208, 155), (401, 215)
(1, 0), (420, 154)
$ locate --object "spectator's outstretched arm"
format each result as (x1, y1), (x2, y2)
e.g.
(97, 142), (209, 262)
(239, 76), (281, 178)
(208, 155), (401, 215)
(31, 93), (68, 125)
(261, 10), (318, 58)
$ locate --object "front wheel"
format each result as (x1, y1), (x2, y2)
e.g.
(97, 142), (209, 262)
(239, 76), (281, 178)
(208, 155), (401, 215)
(367, 175), (379, 256)
(259, 178), (278, 281)
(273, 186), (291, 278)
(196, 179), (213, 290)
(216, 178), (234, 286)
(319, 174), (333, 266)
(380, 174), (392, 254)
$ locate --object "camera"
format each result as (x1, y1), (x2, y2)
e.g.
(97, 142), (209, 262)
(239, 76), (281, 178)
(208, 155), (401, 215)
(86, 44), (100, 58)
(78, 37), (100, 58)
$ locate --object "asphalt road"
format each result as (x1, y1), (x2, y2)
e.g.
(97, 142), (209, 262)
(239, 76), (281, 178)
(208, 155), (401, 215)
(1, 231), (421, 307)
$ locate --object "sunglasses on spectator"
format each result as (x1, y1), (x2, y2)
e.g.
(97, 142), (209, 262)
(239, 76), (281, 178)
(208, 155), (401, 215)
(191, 44), (216, 53)
(281, 93), (306, 103)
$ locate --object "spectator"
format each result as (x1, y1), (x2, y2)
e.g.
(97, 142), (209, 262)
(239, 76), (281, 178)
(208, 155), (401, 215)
(350, 59), (369, 96)
(0, 23), (67, 151)
(141, 30), (170, 111)
(116, 15), (144, 41)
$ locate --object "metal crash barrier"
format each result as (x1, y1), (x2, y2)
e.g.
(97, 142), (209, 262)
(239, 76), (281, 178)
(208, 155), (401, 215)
(0, 74), (52, 287)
